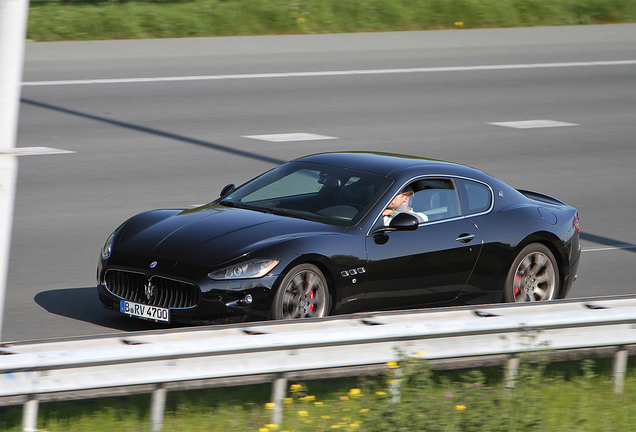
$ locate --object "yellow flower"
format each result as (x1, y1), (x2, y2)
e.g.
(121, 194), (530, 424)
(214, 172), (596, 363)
(298, 410), (309, 417)
(350, 423), (360, 430)
(284, 397), (293, 405)
(386, 361), (399, 369)
(330, 426), (341, 429)
(454, 22), (464, 26)
(348, 388), (361, 396)
(314, 401), (324, 406)
(376, 391), (387, 396)
(259, 428), (269, 432)
(265, 424), (279, 430)
(455, 404), (467, 411)
(265, 403), (276, 410)
(359, 408), (370, 413)
(321, 415), (331, 419)
(301, 395), (316, 402)
(290, 384), (303, 392)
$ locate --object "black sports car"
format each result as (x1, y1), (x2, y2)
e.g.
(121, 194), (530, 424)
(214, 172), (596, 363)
(97, 152), (580, 324)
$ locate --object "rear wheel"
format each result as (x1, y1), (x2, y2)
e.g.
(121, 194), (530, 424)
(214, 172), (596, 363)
(271, 264), (331, 320)
(504, 244), (559, 302)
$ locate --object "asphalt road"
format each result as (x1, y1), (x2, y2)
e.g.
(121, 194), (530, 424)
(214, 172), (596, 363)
(4, 24), (636, 342)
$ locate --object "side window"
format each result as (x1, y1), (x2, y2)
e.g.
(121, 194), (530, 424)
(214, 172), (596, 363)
(409, 178), (461, 222)
(457, 179), (492, 215)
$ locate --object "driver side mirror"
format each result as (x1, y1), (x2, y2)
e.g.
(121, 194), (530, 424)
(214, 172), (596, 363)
(389, 212), (419, 231)
(220, 183), (236, 198)
(370, 212), (419, 237)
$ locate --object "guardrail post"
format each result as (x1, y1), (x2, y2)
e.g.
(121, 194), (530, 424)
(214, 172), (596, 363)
(505, 355), (520, 388)
(389, 368), (402, 403)
(22, 395), (38, 432)
(271, 374), (287, 426)
(613, 347), (628, 394)
(150, 384), (167, 432)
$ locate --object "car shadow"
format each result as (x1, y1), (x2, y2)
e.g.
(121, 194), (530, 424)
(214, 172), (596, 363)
(580, 232), (636, 254)
(34, 287), (187, 332)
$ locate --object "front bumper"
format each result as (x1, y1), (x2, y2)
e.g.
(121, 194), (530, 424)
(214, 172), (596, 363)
(97, 266), (279, 324)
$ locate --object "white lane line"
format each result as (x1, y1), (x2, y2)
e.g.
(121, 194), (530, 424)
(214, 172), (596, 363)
(21, 60), (636, 87)
(243, 133), (337, 142)
(10, 147), (75, 156)
(489, 120), (578, 129)
(582, 244), (636, 252)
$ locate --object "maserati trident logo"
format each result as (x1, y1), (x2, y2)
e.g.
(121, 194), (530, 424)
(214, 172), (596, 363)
(144, 281), (155, 301)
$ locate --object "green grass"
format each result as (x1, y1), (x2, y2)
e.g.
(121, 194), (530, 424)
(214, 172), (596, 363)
(27, 0), (636, 42)
(2, 356), (636, 431)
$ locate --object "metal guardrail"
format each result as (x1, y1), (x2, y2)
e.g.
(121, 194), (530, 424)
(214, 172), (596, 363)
(2, 295), (636, 431)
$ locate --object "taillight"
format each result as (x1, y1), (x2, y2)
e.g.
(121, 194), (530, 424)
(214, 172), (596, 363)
(573, 213), (580, 233)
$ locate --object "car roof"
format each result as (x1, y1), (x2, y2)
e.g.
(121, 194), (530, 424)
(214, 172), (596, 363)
(293, 152), (483, 179)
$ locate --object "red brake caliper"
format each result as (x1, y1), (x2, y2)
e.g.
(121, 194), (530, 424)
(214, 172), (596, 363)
(309, 289), (315, 312)
(514, 274), (520, 296)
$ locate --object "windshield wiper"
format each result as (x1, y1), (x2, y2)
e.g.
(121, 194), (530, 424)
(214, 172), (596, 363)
(219, 201), (281, 215)
(219, 201), (315, 221)
(267, 208), (316, 221)
(219, 200), (264, 211)
(219, 200), (241, 208)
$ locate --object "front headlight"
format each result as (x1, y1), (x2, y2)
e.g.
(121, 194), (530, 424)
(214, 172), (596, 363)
(101, 232), (116, 260)
(208, 259), (280, 280)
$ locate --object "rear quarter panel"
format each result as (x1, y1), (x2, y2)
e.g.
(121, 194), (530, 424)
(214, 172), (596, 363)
(464, 202), (577, 301)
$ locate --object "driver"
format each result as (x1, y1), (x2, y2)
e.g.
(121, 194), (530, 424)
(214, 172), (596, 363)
(383, 186), (428, 225)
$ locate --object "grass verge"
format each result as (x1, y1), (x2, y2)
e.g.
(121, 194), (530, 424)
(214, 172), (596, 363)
(27, 0), (636, 42)
(2, 356), (636, 431)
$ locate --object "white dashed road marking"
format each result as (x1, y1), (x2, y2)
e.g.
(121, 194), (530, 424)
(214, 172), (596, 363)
(489, 120), (579, 129)
(243, 133), (337, 142)
(10, 147), (75, 156)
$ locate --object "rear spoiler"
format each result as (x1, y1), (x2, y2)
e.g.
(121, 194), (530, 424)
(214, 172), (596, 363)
(516, 189), (567, 206)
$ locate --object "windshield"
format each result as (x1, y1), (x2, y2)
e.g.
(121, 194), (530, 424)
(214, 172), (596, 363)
(219, 162), (393, 226)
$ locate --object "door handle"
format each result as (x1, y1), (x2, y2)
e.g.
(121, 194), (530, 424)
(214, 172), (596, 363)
(455, 233), (475, 243)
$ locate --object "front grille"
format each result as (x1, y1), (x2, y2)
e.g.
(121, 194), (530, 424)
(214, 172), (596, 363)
(104, 269), (198, 309)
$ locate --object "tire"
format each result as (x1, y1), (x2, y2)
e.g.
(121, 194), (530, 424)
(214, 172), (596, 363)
(271, 264), (331, 320)
(504, 243), (559, 302)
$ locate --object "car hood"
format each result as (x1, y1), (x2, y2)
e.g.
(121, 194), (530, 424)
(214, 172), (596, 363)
(116, 205), (344, 267)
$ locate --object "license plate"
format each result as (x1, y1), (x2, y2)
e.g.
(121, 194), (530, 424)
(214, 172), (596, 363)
(120, 300), (170, 323)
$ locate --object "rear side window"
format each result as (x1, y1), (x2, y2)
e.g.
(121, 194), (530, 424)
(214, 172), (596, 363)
(457, 179), (492, 215)
(409, 178), (462, 222)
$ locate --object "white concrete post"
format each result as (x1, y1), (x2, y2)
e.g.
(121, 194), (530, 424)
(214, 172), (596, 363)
(0, 0), (29, 341)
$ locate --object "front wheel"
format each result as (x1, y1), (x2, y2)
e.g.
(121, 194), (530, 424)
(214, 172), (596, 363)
(504, 244), (559, 302)
(271, 264), (331, 320)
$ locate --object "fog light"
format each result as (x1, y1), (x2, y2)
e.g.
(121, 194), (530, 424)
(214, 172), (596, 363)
(225, 294), (254, 308)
